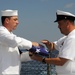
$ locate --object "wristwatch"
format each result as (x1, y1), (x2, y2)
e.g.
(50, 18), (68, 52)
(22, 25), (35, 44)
(42, 58), (46, 64)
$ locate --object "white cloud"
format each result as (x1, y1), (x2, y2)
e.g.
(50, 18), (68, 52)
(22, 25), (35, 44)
(65, 3), (75, 8)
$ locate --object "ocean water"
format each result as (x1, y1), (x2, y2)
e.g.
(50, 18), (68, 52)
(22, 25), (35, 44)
(20, 50), (58, 75)
(20, 60), (56, 75)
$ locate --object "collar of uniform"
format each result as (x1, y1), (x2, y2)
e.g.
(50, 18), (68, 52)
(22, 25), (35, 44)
(0, 26), (12, 34)
(67, 29), (75, 37)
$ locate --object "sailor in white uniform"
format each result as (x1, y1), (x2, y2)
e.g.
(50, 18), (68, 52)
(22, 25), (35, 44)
(30, 10), (75, 75)
(0, 9), (40, 75)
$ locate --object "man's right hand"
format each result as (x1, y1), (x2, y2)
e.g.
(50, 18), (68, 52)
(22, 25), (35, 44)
(41, 39), (54, 50)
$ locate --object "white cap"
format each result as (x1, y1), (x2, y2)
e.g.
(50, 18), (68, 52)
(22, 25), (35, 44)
(56, 10), (75, 17)
(1, 9), (18, 16)
(54, 10), (75, 22)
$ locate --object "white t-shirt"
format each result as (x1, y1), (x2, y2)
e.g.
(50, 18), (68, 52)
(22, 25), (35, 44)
(0, 26), (32, 75)
(54, 30), (75, 74)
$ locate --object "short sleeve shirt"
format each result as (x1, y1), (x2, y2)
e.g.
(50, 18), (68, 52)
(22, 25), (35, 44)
(54, 30), (75, 74)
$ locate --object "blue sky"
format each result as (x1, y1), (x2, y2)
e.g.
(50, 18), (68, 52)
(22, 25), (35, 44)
(0, 0), (75, 43)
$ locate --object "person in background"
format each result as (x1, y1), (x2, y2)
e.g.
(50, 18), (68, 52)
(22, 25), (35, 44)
(30, 10), (75, 75)
(0, 9), (40, 75)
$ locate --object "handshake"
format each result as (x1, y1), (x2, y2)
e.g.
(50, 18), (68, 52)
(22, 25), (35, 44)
(29, 46), (49, 57)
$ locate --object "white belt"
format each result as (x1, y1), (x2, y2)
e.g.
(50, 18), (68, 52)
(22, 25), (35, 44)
(56, 73), (75, 75)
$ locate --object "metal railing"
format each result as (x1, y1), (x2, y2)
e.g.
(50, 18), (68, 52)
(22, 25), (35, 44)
(20, 50), (58, 75)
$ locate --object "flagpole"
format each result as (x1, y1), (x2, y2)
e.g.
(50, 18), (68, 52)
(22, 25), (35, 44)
(47, 50), (52, 75)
